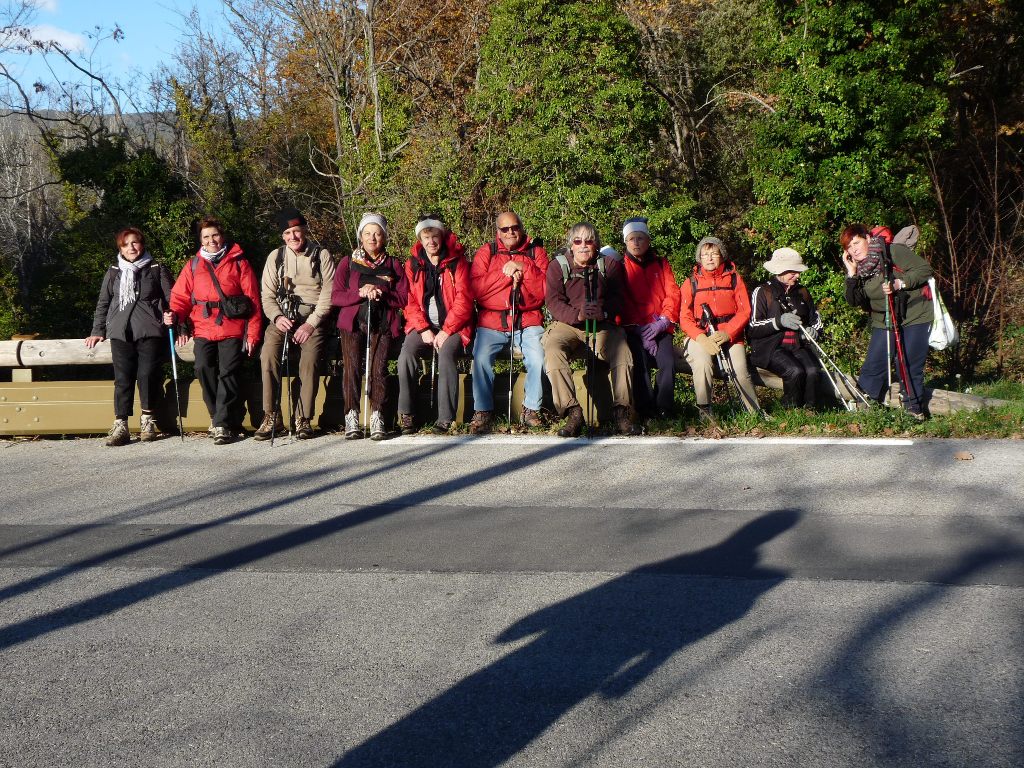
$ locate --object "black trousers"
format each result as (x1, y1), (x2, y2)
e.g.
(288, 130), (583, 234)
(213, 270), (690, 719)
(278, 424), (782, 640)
(110, 337), (166, 420)
(340, 329), (392, 414)
(766, 345), (820, 408)
(625, 331), (676, 417)
(193, 337), (245, 428)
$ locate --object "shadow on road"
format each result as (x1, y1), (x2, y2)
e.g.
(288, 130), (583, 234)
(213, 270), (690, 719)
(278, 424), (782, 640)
(0, 442), (587, 650)
(334, 509), (800, 768)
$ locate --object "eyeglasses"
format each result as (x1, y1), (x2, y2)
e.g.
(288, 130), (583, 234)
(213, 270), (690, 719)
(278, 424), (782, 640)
(572, 238), (595, 246)
(498, 225), (522, 234)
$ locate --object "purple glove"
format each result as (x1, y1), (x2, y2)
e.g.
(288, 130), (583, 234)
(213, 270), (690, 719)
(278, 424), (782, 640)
(642, 334), (659, 357)
(641, 315), (671, 344)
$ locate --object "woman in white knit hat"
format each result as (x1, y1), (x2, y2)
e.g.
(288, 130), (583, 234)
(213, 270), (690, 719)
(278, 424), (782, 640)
(747, 247), (823, 409)
(330, 212), (409, 439)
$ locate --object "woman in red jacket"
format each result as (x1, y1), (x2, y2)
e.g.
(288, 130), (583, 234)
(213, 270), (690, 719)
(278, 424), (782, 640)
(618, 217), (681, 420)
(397, 216), (473, 434)
(165, 216), (261, 444)
(678, 236), (761, 420)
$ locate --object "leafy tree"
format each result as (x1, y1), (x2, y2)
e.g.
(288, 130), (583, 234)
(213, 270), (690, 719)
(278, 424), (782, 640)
(28, 138), (195, 338)
(748, 0), (953, 259)
(471, 0), (699, 254)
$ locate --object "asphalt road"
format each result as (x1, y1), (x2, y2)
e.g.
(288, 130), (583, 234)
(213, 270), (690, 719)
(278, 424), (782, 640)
(0, 434), (1022, 767)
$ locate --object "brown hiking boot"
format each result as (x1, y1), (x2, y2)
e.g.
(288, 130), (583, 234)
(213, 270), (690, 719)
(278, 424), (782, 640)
(520, 406), (544, 428)
(253, 412), (284, 441)
(613, 405), (638, 436)
(139, 414), (159, 442)
(105, 418), (130, 447)
(295, 417), (314, 440)
(468, 410), (493, 435)
(557, 406), (585, 438)
(398, 413), (416, 435)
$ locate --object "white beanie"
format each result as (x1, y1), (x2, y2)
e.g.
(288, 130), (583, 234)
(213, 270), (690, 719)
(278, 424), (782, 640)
(357, 212), (388, 242)
(622, 218), (650, 241)
(414, 218), (446, 237)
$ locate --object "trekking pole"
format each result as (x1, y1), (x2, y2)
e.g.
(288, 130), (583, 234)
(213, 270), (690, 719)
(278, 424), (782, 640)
(429, 347), (437, 412)
(701, 303), (767, 419)
(584, 268), (596, 436)
(363, 298), (373, 438)
(797, 327), (874, 410)
(167, 326), (185, 443)
(507, 283), (517, 428)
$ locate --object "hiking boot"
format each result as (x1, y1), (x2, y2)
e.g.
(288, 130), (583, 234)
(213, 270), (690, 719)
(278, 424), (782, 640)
(344, 409), (362, 440)
(613, 405), (638, 436)
(398, 413), (416, 436)
(253, 412), (284, 441)
(370, 410), (387, 441)
(430, 420), (452, 435)
(105, 418), (130, 447)
(468, 410), (493, 435)
(557, 406), (585, 438)
(520, 406), (544, 428)
(295, 417), (314, 440)
(139, 414), (159, 442)
(212, 425), (234, 445)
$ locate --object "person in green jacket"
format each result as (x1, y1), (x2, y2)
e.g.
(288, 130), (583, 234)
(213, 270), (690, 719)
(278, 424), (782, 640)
(840, 224), (934, 418)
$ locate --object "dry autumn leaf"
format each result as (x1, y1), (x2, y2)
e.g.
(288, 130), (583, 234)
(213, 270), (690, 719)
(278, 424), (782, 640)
(954, 451), (975, 461)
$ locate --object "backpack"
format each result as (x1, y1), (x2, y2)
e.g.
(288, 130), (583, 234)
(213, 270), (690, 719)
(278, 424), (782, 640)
(275, 244), (324, 286)
(554, 251), (606, 284)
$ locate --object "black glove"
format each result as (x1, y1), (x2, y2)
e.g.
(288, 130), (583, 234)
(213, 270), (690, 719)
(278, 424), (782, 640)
(582, 301), (603, 321)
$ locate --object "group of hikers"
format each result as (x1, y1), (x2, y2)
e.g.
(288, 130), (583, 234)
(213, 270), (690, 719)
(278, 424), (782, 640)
(85, 208), (934, 446)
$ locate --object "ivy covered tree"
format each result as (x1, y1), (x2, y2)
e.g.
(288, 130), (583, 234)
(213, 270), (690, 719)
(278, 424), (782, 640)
(471, 0), (700, 256)
(747, 0), (953, 259)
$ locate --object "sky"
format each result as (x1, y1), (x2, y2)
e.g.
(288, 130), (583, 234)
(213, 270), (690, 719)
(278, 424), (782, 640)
(3, 0), (226, 93)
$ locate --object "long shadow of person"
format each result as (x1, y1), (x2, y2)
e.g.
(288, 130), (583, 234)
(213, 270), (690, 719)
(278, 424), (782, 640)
(335, 509), (800, 767)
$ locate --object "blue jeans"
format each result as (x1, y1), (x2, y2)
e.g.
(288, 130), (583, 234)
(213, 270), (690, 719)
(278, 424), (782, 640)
(472, 325), (545, 412)
(858, 321), (930, 413)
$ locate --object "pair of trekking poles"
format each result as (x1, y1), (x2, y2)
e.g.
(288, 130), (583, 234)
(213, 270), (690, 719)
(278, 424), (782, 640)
(700, 303), (770, 419)
(775, 295), (873, 412)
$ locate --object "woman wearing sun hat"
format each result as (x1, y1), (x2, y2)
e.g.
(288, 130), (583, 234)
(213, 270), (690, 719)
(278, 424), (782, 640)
(747, 247), (823, 409)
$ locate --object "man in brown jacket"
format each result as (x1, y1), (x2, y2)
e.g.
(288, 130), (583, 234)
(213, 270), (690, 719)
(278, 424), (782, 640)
(255, 208), (336, 440)
(543, 222), (636, 437)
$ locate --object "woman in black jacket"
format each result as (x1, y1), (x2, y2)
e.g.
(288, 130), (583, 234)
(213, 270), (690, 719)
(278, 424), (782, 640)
(85, 227), (174, 445)
(747, 248), (823, 409)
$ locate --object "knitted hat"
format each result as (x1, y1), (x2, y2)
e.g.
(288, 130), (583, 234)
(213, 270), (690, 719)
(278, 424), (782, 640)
(357, 212), (388, 242)
(622, 217), (650, 241)
(763, 247), (808, 274)
(414, 216), (446, 237)
(276, 207), (306, 233)
(599, 245), (621, 260)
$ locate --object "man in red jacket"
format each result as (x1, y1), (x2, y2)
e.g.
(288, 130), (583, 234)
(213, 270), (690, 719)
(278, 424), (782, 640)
(468, 212), (549, 434)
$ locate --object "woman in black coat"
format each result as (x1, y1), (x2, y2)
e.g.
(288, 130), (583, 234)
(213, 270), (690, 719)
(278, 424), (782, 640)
(747, 248), (823, 409)
(85, 227), (174, 445)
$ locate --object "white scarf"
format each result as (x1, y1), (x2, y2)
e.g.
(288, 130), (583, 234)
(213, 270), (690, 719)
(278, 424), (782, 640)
(117, 252), (153, 312)
(199, 245), (228, 263)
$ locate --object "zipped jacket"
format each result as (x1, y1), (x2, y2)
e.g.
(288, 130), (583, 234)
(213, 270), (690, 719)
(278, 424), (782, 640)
(619, 250), (681, 329)
(679, 262), (751, 343)
(331, 252), (409, 337)
(748, 278), (823, 369)
(844, 242), (933, 329)
(91, 261), (174, 342)
(404, 233), (474, 346)
(168, 243), (261, 345)
(470, 236), (549, 332)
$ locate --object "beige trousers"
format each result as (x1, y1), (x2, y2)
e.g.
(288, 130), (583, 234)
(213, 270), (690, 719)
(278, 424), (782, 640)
(543, 321), (633, 415)
(683, 337), (761, 412)
(260, 321), (327, 420)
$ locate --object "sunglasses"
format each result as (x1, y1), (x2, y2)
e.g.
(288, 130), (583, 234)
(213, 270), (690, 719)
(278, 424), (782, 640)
(498, 225), (522, 233)
(572, 238), (595, 246)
